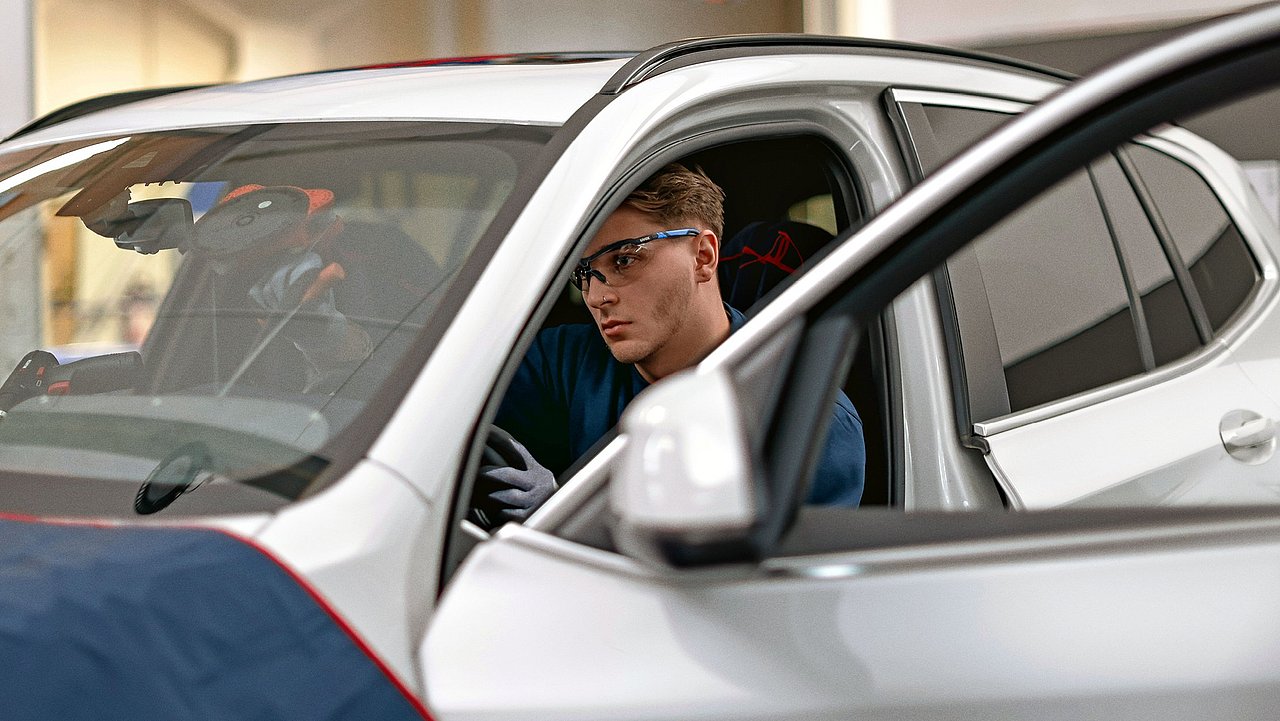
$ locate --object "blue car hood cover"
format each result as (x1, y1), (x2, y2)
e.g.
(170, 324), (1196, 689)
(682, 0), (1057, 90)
(0, 516), (429, 721)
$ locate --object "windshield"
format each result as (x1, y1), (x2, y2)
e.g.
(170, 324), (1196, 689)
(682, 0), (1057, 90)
(0, 121), (552, 518)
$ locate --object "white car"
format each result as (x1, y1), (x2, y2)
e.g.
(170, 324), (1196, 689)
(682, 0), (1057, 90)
(1, 7), (1280, 719)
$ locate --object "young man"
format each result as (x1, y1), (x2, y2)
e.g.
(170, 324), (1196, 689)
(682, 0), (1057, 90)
(480, 164), (865, 523)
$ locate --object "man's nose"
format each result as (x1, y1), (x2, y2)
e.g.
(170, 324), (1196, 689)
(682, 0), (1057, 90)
(583, 278), (617, 307)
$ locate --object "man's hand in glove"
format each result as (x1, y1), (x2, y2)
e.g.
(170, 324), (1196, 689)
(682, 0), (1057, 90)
(473, 427), (558, 526)
(248, 251), (369, 370)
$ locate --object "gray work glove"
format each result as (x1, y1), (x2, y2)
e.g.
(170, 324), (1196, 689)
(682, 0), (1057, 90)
(474, 427), (558, 525)
(248, 251), (344, 340)
(248, 251), (369, 376)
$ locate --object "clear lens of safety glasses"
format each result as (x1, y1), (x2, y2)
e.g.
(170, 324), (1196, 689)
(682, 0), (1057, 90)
(571, 228), (699, 291)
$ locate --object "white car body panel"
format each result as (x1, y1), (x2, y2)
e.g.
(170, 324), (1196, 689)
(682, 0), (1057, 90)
(253, 458), (434, 694)
(985, 358), (1280, 508)
(366, 52), (1058, 493)
(973, 128), (1280, 509)
(3, 62), (626, 150)
(427, 521), (1280, 720)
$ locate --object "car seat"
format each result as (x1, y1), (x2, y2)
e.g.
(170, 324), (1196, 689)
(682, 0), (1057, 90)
(718, 220), (833, 312)
(719, 219), (889, 507)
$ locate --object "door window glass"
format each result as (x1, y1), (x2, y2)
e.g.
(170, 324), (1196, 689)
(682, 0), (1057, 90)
(959, 167), (1146, 415)
(1090, 156), (1202, 365)
(1127, 144), (1260, 332)
(921, 104), (1009, 166)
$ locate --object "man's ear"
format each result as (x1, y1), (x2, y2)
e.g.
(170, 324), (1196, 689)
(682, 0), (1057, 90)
(693, 230), (719, 282)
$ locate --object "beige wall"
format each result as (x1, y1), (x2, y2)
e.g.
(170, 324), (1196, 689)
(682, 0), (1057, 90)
(31, 0), (804, 117)
(34, 0), (438, 115)
(463, 0), (803, 54)
(36, 0), (235, 113)
(885, 0), (1255, 44)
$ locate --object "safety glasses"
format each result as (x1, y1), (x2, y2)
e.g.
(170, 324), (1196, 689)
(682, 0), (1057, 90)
(570, 228), (700, 291)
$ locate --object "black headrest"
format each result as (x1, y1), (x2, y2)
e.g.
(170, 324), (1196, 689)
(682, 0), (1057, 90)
(718, 220), (834, 310)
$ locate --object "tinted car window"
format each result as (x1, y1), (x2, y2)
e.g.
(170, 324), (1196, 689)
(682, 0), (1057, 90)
(0, 121), (552, 518)
(1091, 155), (1202, 366)
(960, 166), (1145, 415)
(896, 101), (1010, 176)
(1127, 144), (1260, 333)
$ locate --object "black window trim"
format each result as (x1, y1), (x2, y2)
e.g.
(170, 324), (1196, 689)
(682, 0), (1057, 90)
(1119, 138), (1270, 342)
(883, 90), (1016, 451)
(1113, 143), (1216, 343)
(1086, 159), (1158, 372)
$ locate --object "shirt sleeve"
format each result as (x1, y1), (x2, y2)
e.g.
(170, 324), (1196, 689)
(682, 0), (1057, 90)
(806, 391), (865, 507)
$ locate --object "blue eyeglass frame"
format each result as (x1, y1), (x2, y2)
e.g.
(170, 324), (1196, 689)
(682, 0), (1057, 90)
(571, 227), (700, 290)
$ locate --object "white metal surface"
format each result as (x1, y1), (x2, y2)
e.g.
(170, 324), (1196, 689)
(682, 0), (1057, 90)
(2, 61), (627, 150)
(612, 368), (755, 551)
(973, 128), (1280, 508)
(254, 458), (435, 695)
(427, 520), (1280, 720)
(368, 50), (1061, 498)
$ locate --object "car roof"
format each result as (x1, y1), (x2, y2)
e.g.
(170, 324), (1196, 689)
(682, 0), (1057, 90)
(6, 60), (630, 147)
(4, 37), (1069, 150)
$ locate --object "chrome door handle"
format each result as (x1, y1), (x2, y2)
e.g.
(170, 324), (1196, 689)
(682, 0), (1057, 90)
(1223, 416), (1276, 450)
(1220, 410), (1277, 464)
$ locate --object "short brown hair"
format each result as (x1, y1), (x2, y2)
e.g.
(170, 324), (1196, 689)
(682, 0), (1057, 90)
(623, 163), (725, 238)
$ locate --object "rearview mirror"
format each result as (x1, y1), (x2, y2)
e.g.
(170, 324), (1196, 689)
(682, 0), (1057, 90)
(83, 198), (194, 254)
(610, 367), (759, 568)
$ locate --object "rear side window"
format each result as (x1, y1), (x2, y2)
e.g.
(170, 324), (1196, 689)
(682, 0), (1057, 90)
(1127, 144), (1260, 333)
(959, 167), (1146, 414)
(1090, 156), (1202, 366)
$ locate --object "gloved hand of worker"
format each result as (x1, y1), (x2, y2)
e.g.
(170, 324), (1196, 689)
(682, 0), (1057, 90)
(248, 250), (369, 379)
(474, 427), (558, 525)
(249, 250), (333, 313)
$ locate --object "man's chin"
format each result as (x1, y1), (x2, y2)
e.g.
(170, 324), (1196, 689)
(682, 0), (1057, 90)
(604, 338), (651, 366)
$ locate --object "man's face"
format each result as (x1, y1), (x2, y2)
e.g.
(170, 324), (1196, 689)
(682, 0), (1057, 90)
(580, 206), (705, 367)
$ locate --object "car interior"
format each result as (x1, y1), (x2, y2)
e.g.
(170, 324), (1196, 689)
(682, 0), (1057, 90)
(471, 131), (895, 555)
(546, 134), (887, 500)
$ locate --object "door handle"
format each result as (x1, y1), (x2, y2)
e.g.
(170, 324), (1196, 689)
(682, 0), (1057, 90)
(1220, 410), (1277, 464)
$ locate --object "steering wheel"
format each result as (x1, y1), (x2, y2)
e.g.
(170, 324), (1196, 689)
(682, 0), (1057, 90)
(467, 425), (527, 530)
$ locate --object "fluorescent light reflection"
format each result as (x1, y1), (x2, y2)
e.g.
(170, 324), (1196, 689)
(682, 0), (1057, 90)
(0, 137), (131, 196)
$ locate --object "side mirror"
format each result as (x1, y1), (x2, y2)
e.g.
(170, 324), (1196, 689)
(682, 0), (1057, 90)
(610, 367), (759, 568)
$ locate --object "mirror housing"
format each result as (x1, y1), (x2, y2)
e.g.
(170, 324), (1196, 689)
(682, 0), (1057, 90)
(610, 367), (760, 568)
(83, 198), (194, 254)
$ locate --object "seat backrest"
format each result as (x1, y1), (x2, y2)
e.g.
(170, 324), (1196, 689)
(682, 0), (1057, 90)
(718, 220), (834, 311)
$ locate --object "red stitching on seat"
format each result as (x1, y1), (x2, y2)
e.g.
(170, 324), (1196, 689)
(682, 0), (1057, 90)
(721, 230), (803, 274)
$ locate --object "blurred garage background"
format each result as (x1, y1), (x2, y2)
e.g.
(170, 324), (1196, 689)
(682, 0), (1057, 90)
(0, 0), (1270, 168)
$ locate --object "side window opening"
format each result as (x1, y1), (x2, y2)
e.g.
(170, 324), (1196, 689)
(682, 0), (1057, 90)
(898, 101), (1229, 424)
(1091, 153), (1203, 366)
(959, 165), (1146, 415)
(1125, 144), (1261, 334)
(459, 131), (884, 563)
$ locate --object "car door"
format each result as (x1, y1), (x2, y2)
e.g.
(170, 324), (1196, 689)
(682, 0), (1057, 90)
(424, 8), (1280, 719)
(889, 92), (1280, 509)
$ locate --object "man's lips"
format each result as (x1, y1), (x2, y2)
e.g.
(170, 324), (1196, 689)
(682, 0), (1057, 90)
(599, 319), (630, 339)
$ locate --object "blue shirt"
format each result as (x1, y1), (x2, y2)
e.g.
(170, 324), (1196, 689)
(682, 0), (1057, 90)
(496, 306), (865, 506)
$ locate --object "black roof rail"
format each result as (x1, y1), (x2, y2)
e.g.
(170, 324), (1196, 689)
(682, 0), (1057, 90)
(5, 85), (212, 142)
(602, 34), (1075, 95)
